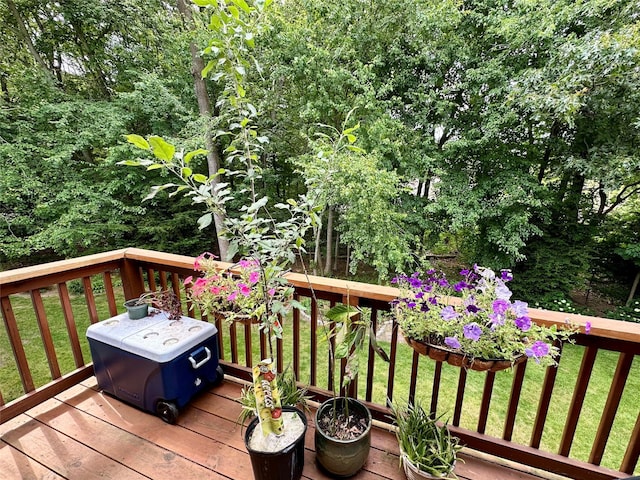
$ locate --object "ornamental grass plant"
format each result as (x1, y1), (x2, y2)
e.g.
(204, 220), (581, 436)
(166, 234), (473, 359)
(392, 265), (577, 367)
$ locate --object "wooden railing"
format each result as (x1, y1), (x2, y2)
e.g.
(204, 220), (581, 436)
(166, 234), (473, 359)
(1, 248), (639, 480)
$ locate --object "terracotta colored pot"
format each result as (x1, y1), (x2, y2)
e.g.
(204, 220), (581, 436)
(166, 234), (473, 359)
(404, 336), (526, 372)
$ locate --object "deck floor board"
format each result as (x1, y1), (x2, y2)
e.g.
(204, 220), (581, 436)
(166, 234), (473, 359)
(0, 377), (552, 480)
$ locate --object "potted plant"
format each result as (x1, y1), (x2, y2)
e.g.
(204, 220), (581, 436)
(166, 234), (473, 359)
(392, 265), (577, 371)
(313, 301), (389, 477)
(237, 364), (311, 427)
(391, 401), (462, 480)
(124, 290), (183, 321)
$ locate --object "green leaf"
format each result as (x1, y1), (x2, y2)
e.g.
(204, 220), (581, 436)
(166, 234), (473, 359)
(325, 304), (360, 323)
(228, 5), (240, 19)
(232, 0), (251, 14)
(146, 164), (164, 171)
(201, 60), (215, 79)
(197, 213), (213, 230)
(192, 174), (208, 184)
(342, 123), (360, 135)
(126, 134), (150, 150)
(181, 167), (193, 178)
(185, 149), (208, 163)
(149, 136), (175, 162)
(117, 160), (142, 166)
(346, 145), (365, 154)
(346, 134), (357, 144)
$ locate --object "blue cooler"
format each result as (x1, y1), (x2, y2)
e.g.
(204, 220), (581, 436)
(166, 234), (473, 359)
(87, 310), (223, 423)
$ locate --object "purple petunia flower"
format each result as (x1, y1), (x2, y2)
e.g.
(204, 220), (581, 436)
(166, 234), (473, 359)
(420, 303), (430, 312)
(460, 269), (470, 276)
(440, 306), (459, 321)
(463, 322), (482, 341)
(407, 301), (417, 309)
(495, 282), (512, 300)
(492, 299), (510, 315)
(500, 270), (513, 282)
(511, 300), (528, 318)
(525, 341), (550, 363)
(445, 337), (461, 349)
(466, 304), (480, 314)
(454, 281), (468, 292)
(489, 312), (505, 327)
(515, 315), (531, 331)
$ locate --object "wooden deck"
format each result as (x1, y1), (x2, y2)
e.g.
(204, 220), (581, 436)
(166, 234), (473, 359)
(0, 377), (560, 480)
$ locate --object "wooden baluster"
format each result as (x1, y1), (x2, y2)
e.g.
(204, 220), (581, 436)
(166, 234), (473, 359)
(214, 313), (225, 361)
(229, 321), (238, 365)
(82, 276), (99, 325)
(103, 271), (118, 317)
(310, 297), (318, 386)
(159, 270), (168, 291)
(57, 282), (84, 368)
(478, 371), (496, 434)
(504, 360), (528, 441)
(327, 301), (336, 393)
(453, 368), (467, 426)
(621, 410), (640, 474)
(365, 308), (378, 402)
(171, 273), (181, 300)
(148, 268), (157, 291)
(589, 352), (634, 465)
(408, 349), (419, 406)
(260, 321), (267, 362)
(276, 315), (284, 373)
(30, 289), (61, 379)
(530, 342), (563, 448)
(559, 345), (598, 456)
(1, 296), (35, 394)
(344, 294), (360, 399)
(244, 319), (253, 368)
(430, 361), (442, 417)
(386, 319), (399, 403)
(292, 294), (301, 380)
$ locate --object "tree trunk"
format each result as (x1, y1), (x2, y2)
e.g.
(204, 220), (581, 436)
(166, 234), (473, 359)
(177, 0), (229, 260)
(6, 0), (54, 81)
(628, 271), (640, 307)
(314, 218), (323, 276)
(333, 233), (340, 271)
(324, 207), (334, 274)
(0, 72), (9, 102)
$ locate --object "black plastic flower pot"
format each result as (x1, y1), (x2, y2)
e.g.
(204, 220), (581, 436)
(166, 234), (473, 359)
(244, 407), (307, 480)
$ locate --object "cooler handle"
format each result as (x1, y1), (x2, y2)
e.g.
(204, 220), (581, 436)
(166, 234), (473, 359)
(189, 346), (211, 369)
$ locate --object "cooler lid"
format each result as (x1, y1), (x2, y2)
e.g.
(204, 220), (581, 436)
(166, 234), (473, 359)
(87, 310), (217, 362)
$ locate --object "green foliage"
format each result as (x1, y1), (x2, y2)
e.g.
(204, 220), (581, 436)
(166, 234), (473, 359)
(605, 299), (640, 324)
(391, 401), (461, 478)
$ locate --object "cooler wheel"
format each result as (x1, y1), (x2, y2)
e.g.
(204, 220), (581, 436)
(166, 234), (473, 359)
(213, 365), (225, 385)
(156, 400), (179, 424)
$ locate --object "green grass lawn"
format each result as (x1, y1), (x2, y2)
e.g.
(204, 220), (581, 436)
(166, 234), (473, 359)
(1, 292), (638, 474)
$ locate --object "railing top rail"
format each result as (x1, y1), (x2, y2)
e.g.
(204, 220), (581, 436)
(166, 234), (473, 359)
(2, 247), (640, 343)
(0, 249), (128, 285)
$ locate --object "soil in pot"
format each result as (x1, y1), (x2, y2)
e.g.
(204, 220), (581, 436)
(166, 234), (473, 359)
(245, 407), (307, 480)
(315, 397), (371, 477)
